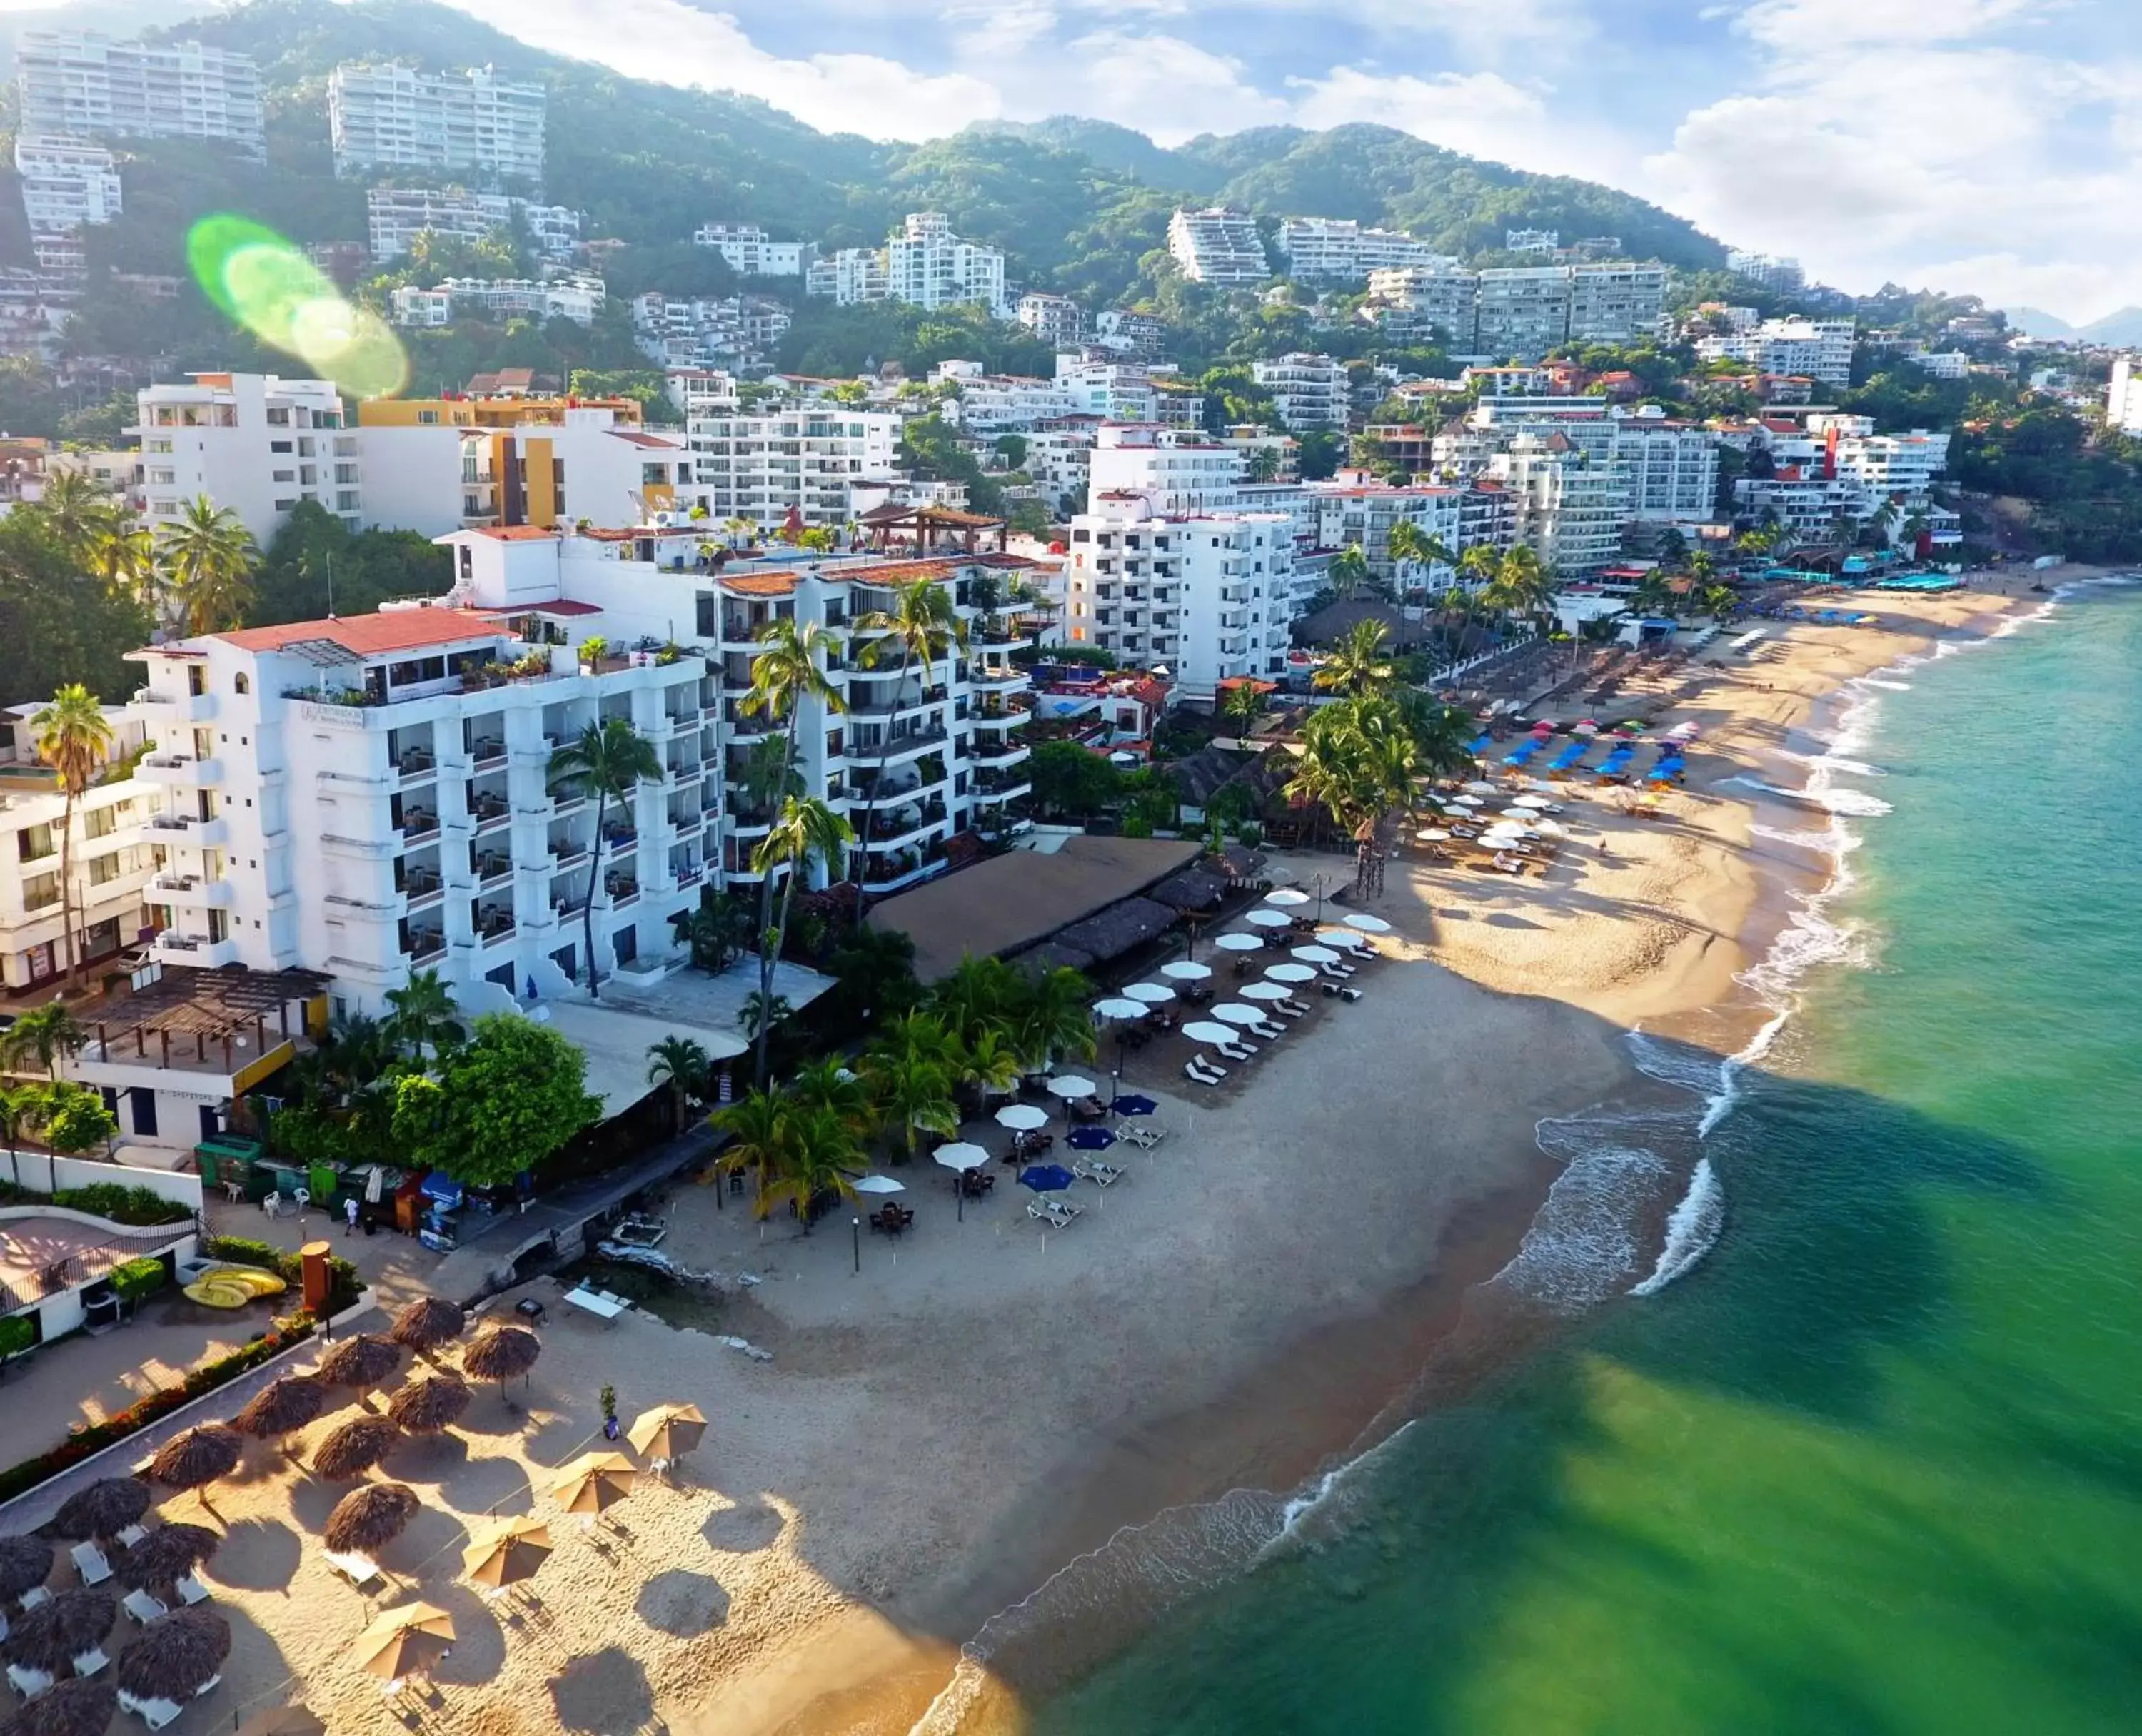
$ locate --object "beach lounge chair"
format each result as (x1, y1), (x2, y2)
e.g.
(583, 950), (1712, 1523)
(1117, 1124), (1165, 1149)
(1026, 1198), (1080, 1228)
(6, 1665), (51, 1700)
(70, 1542), (111, 1585)
(1072, 1159), (1126, 1187)
(174, 1574), (209, 1608)
(1183, 1060), (1225, 1086)
(114, 1525), (148, 1551)
(323, 1550), (382, 1590)
(1279, 998), (1312, 1018)
(16, 1589), (49, 1614)
(1336, 986), (1364, 1002)
(1215, 1040), (1257, 1063)
(71, 1647), (107, 1678)
(1248, 1019), (1286, 1041)
(122, 1590), (169, 1625)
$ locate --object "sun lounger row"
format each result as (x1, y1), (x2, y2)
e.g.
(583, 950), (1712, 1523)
(1027, 1197), (1085, 1229)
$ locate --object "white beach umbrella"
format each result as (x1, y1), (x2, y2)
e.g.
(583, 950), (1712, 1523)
(1264, 962), (1317, 984)
(1343, 913), (1392, 934)
(933, 1143), (990, 1171)
(1500, 807), (1537, 820)
(1464, 781), (1499, 795)
(1212, 1004), (1265, 1026)
(1318, 927), (1373, 949)
(1263, 887), (1310, 907)
(1047, 1075), (1097, 1099)
(1183, 1021), (1239, 1046)
(1215, 933), (1264, 952)
(1534, 819), (1569, 839)
(1093, 997), (1147, 1021)
(1512, 795), (1553, 809)
(1448, 795), (1482, 808)
(1240, 982), (1290, 1002)
(1160, 960), (1212, 981)
(1292, 945), (1339, 964)
(995, 1105), (1047, 1131)
(1122, 983), (1175, 1003)
(1416, 828), (1452, 842)
(852, 1174), (906, 1194)
(1245, 909), (1292, 928)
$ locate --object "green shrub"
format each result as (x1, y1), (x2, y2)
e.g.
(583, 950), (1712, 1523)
(50, 1183), (191, 1226)
(201, 1238), (361, 1316)
(110, 1257), (166, 1303)
(0, 1316), (34, 1359)
(202, 1235), (281, 1272)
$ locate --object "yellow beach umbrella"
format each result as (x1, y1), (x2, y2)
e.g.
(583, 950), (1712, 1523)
(550, 1451), (636, 1515)
(351, 1602), (455, 1681)
(461, 1517), (553, 1588)
(625, 1403), (706, 1463)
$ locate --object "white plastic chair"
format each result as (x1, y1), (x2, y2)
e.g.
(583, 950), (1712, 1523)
(69, 1542), (111, 1585)
(6, 1664), (51, 1700)
(260, 1191), (284, 1220)
(122, 1590), (168, 1625)
(71, 1647), (107, 1678)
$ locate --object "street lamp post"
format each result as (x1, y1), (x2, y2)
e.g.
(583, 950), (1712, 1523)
(851, 1217), (860, 1274)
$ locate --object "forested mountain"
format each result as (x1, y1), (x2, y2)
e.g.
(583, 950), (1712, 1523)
(17, 0), (1725, 295)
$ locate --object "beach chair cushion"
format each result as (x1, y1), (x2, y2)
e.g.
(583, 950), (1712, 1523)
(17, 1589), (49, 1613)
(69, 1543), (111, 1585)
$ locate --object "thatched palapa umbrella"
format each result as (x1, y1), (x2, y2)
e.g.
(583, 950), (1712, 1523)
(114, 1524), (218, 1593)
(625, 1403), (706, 1465)
(322, 1483), (418, 1557)
(308, 1415), (401, 1482)
(0, 1589), (114, 1674)
(461, 1324), (540, 1396)
(48, 1477), (149, 1542)
(115, 1606), (229, 1703)
(315, 1334), (401, 1402)
(388, 1297), (465, 1356)
(0, 1677), (116, 1736)
(461, 1517), (551, 1590)
(148, 1426), (242, 1508)
(233, 1377), (326, 1444)
(550, 1452), (635, 1516)
(0, 1536), (54, 1603)
(351, 1602), (453, 1682)
(386, 1373), (471, 1435)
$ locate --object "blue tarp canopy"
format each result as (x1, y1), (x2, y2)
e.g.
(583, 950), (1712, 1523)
(1502, 741), (1542, 766)
(1549, 743), (1589, 769)
(1467, 733), (1494, 754)
(1599, 747), (1634, 773)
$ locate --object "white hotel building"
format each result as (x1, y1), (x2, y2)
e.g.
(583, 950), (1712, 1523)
(693, 224), (813, 278)
(13, 134), (123, 272)
(133, 373), (362, 547)
(366, 186), (580, 261)
(328, 63), (547, 184)
(1277, 218), (1443, 283)
(1166, 208), (1269, 286)
(885, 212), (1009, 316)
(682, 408), (903, 530)
(15, 31), (265, 157)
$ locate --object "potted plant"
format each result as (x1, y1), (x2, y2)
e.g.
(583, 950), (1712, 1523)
(600, 1383), (620, 1440)
(578, 636), (610, 674)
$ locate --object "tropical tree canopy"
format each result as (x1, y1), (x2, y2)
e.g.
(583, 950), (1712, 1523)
(392, 1014), (600, 1187)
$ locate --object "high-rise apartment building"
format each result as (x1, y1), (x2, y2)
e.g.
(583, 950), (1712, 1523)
(884, 213), (1008, 316)
(1166, 208), (1269, 286)
(1251, 353), (1349, 431)
(1017, 293), (1085, 348)
(328, 64), (547, 184)
(1695, 318), (1857, 385)
(681, 408), (902, 528)
(805, 248), (889, 306)
(1726, 250), (1806, 293)
(1364, 264), (1480, 349)
(1476, 268), (1576, 360)
(1277, 218), (1444, 283)
(15, 31), (265, 157)
(388, 274), (605, 328)
(1567, 263), (1669, 345)
(13, 135), (122, 272)
(132, 373), (361, 546)
(2108, 355), (2142, 436)
(1488, 433), (1626, 572)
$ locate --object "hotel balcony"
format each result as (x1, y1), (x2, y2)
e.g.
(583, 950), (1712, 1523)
(473, 904), (516, 946)
(141, 753), (223, 787)
(853, 727), (951, 767)
(398, 811), (441, 846)
(131, 687), (216, 722)
(149, 929), (238, 968)
(401, 862), (447, 912)
(408, 927), (447, 964)
(863, 800), (947, 851)
(149, 872), (236, 908)
(972, 773), (1033, 804)
(603, 871), (640, 911)
(969, 663), (1026, 691)
(970, 740), (1031, 769)
(472, 848), (515, 890)
(146, 810), (229, 847)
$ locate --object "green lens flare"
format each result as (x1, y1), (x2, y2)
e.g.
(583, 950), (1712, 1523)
(186, 213), (408, 400)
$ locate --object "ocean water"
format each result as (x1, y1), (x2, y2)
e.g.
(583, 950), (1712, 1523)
(1015, 582), (2142, 1736)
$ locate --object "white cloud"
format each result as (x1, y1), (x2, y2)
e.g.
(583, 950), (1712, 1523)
(1734, 0), (2053, 52)
(1287, 68), (1621, 179)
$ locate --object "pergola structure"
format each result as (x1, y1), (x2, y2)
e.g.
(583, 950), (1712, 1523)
(84, 964), (331, 1077)
(857, 502), (1009, 556)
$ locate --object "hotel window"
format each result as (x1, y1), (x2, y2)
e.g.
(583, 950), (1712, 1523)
(16, 824), (56, 862)
(23, 872), (60, 911)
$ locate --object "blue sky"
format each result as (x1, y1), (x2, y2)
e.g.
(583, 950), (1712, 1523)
(9, 0), (2137, 321)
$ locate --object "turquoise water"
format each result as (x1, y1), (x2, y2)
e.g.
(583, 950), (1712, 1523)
(1032, 584), (2142, 1735)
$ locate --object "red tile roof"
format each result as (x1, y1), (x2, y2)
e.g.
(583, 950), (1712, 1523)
(469, 525), (558, 542)
(604, 430), (685, 449)
(214, 610), (505, 656)
(720, 572), (803, 597)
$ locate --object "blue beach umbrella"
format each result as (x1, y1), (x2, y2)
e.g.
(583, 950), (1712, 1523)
(1019, 1164), (1076, 1194)
(1067, 1126), (1117, 1151)
(1111, 1094), (1159, 1117)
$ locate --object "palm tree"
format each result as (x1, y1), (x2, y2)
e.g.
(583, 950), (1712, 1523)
(645, 1035), (710, 1132)
(34, 469), (120, 563)
(850, 581), (967, 927)
(1327, 545), (1372, 602)
(738, 620), (845, 1046)
(863, 1047), (959, 1164)
(1314, 620), (1396, 697)
(1384, 520), (1452, 597)
(29, 686), (112, 987)
(1899, 508), (1931, 553)
(955, 1026), (1021, 1116)
(1015, 967), (1097, 1074)
(749, 794), (855, 1085)
(156, 495), (257, 635)
(756, 1101), (863, 1228)
(548, 717), (662, 999)
(1, 1001), (86, 1081)
(1218, 680), (1264, 740)
(1481, 545), (1554, 637)
(739, 991), (792, 1044)
(383, 967), (462, 1061)
(0, 1084), (42, 1189)
(788, 1056), (875, 1141)
(930, 954), (1019, 1047)
(1287, 695), (1418, 894)
(94, 518), (158, 614)
(1400, 692), (1479, 781)
(710, 1086), (788, 1198)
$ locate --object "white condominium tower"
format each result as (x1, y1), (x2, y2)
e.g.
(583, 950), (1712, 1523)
(13, 135), (123, 272)
(14, 31), (264, 157)
(133, 373), (361, 547)
(328, 63), (548, 185)
(1166, 208), (1269, 286)
(1277, 218), (1444, 283)
(682, 408), (903, 529)
(885, 213), (1009, 316)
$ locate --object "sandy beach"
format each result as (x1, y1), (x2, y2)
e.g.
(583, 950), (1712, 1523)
(15, 569), (2072, 1736)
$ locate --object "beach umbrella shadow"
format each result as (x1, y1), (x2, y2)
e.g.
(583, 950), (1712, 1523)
(437, 1453), (534, 1519)
(700, 1497), (784, 1555)
(635, 1568), (729, 1637)
(548, 1645), (654, 1732)
(202, 1517), (302, 1593)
